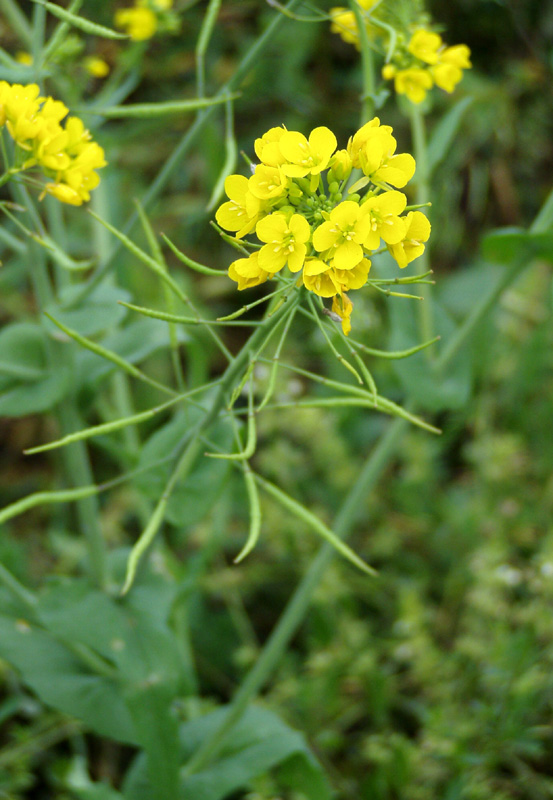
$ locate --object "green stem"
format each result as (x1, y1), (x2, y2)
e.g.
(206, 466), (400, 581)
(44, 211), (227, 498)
(0, 0), (33, 47)
(69, 0), (302, 306)
(349, 0), (376, 123)
(183, 416), (407, 775)
(409, 103), (434, 350)
(0, 562), (37, 609)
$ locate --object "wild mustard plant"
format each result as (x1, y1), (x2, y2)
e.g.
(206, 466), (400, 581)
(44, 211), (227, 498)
(217, 120), (429, 334)
(3, 0), (552, 797)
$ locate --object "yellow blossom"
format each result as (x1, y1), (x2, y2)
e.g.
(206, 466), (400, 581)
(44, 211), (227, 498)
(256, 213), (311, 274)
(332, 257), (371, 291)
(394, 68), (434, 104)
(115, 6), (157, 40)
(361, 191), (407, 250)
(407, 29), (443, 65)
(248, 165), (288, 200)
(328, 149), (353, 182)
(348, 120), (415, 188)
(332, 292), (353, 335)
(216, 174), (264, 238)
(228, 253), (269, 290)
(432, 45), (472, 93)
(254, 127), (287, 167)
(388, 211), (431, 268)
(15, 52), (33, 66)
(302, 259), (338, 297)
(329, 0), (380, 48)
(312, 200), (372, 270)
(84, 56), (110, 78)
(279, 127), (337, 179)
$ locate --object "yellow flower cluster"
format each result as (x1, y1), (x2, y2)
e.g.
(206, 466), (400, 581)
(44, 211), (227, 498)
(0, 82), (106, 205)
(382, 29), (471, 104)
(216, 121), (430, 335)
(115, 0), (173, 41)
(329, 0), (380, 49)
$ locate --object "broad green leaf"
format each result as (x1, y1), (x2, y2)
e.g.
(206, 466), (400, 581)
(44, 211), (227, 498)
(0, 613), (136, 744)
(123, 705), (332, 800)
(76, 318), (189, 386)
(0, 322), (71, 416)
(482, 227), (553, 264)
(72, 786), (125, 800)
(45, 282), (130, 338)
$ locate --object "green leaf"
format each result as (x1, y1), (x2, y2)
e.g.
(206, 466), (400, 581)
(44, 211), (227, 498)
(76, 318), (189, 386)
(0, 613), (136, 744)
(0, 322), (71, 416)
(427, 96), (473, 175)
(482, 227), (553, 264)
(134, 406), (233, 528)
(45, 282), (130, 337)
(72, 786), (125, 800)
(389, 298), (473, 412)
(123, 705), (332, 800)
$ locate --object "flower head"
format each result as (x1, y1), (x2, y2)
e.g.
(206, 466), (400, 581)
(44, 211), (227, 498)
(217, 122), (428, 334)
(115, 6), (157, 40)
(0, 81), (106, 206)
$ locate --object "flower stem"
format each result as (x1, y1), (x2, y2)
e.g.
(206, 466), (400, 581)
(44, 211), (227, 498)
(409, 103), (434, 351)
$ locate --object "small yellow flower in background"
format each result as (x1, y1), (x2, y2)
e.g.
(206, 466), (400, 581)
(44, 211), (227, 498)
(329, 0), (380, 49)
(381, 27), (472, 104)
(115, 6), (157, 40)
(115, 0), (177, 41)
(216, 120), (430, 335)
(84, 56), (110, 78)
(0, 81), (106, 206)
(407, 29), (442, 65)
(15, 52), (33, 66)
(394, 67), (434, 105)
(328, 3), (471, 105)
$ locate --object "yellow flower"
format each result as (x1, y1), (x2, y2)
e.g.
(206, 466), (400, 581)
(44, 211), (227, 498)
(312, 200), (372, 270)
(15, 52), (33, 66)
(248, 165), (288, 200)
(348, 120), (416, 189)
(115, 6), (157, 40)
(329, 0), (380, 48)
(361, 190), (407, 250)
(254, 126), (287, 167)
(256, 212), (311, 274)
(216, 175), (261, 238)
(432, 45), (472, 93)
(228, 253), (269, 290)
(387, 211), (431, 268)
(332, 292), (353, 335)
(150, 0), (172, 8)
(441, 44), (472, 69)
(302, 259), (338, 297)
(394, 68), (433, 104)
(84, 56), (110, 78)
(43, 182), (83, 206)
(407, 29), (443, 65)
(329, 9), (359, 47)
(328, 149), (353, 182)
(382, 64), (396, 81)
(279, 127), (337, 179)
(333, 257), (371, 291)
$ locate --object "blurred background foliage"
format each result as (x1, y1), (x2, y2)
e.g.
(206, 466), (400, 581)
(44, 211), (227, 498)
(1, 0), (553, 798)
